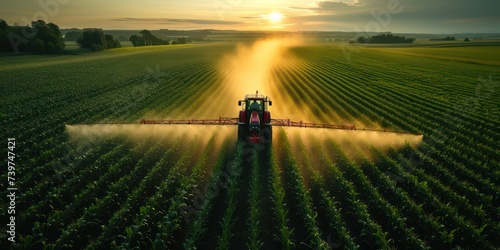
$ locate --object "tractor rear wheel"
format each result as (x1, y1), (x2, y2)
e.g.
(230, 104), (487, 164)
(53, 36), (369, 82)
(238, 125), (245, 141)
(260, 125), (272, 144)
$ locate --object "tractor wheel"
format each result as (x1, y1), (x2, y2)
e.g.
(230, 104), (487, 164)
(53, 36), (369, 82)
(260, 125), (272, 144)
(238, 125), (245, 141)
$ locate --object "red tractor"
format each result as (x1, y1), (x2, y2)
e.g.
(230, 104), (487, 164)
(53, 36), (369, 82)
(238, 91), (272, 143)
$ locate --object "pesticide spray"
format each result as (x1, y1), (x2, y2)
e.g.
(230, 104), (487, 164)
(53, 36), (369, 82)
(66, 36), (422, 168)
(184, 35), (307, 119)
(65, 124), (236, 171)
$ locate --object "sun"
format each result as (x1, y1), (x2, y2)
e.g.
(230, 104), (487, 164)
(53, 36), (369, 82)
(268, 12), (283, 22)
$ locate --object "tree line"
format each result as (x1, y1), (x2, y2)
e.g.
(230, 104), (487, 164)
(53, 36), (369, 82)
(129, 29), (196, 47)
(356, 34), (415, 44)
(129, 30), (169, 46)
(0, 19), (122, 53)
(430, 36), (457, 41)
(0, 19), (65, 54)
(77, 29), (121, 51)
(2, 21), (200, 53)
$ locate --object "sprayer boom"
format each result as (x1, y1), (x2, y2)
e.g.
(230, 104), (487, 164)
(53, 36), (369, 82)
(68, 117), (420, 136)
(137, 118), (356, 130)
(136, 118), (419, 135)
(140, 117), (239, 125)
(67, 91), (421, 144)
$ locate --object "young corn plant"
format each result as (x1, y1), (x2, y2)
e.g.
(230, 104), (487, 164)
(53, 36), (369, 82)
(215, 144), (242, 250)
(318, 144), (389, 249)
(154, 136), (219, 249)
(183, 145), (228, 249)
(269, 148), (294, 250)
(279, 132), (328, 249)
(246, 151), (263, 250)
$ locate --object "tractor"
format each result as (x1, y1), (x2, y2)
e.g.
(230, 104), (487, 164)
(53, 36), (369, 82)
(237, 91), (272, 143)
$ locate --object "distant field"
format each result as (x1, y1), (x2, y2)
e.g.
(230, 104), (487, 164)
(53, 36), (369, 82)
(373, 43), (500, 67)
(1, 40), (499, 249)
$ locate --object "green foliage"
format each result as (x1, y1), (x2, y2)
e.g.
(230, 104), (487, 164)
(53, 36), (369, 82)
(269, 147), (295, 250)
(245, 151), (263, 250)
(77, 28), (121, 51)
(357, 33), (415, 43)
(29, 38), (45, 54)
(216, 144), (242, 250)
(1, 42), (498, 249)
(183, 146), (228, 249)
(0, 19), (65, 54)
(77, 28), (106, 51)
(129, 29), (168, 47)
(430, 36), (457, 41)
(64, 31), (83, 41)
(173, 37), (188, 45)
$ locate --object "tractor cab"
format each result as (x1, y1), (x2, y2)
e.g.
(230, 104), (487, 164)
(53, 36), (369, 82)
(237, 91), (273, 143)
(248, 99), (263, 111)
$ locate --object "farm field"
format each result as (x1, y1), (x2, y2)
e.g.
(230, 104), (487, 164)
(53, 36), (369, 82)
(1, 39), (499, 249)
(371, 43), (500, 67)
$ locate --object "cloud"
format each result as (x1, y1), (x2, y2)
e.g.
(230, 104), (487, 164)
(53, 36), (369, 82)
(287, 0), (500, 32)
(315, 1), (359, 12)
(290, 1), (358, 12)
(113, 17), (242, 25)
(306, 0), (500, 18)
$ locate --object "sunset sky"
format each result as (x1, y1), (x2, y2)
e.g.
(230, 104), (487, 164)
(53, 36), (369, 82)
(1, 0), (499, 33)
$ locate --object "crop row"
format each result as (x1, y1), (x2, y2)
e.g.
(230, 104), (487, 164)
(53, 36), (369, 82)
(4, 43), (498, 249)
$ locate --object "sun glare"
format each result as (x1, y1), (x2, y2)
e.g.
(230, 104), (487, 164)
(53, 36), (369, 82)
(268, 12), (283, 22)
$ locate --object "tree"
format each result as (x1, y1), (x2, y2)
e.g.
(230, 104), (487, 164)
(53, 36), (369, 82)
(31, 20), (47, 29)
(0, 23), (31, 52)
(113, 39), (122, 48)
(129, 35), (140, 47)
(140, 29), (153, 45)
(47, 23), (63, 39)
(46, 42), (56, 54)
(104, 34), (121, 49)
(172, 37), (190, 45)
(42, 22), (65, 52)
(357, 36), (367, 43)
(464, 38), (470, 42)
(65, 31), (82, 41)
(357, 34), (415, 44)
(430, 36), (457, 41)
(29, 38), (45, 54)
(105, 34), (114, 48)
(27, 20), (65, 53)
(129, 30), (166, 47)
(0, 20), (65, 53)
(0, 19), (10, 51)
(0, 19), (8, 32)
(77, 29), (121, 51)
(77, 28), (106, 51)
(29, 20), (65, 53)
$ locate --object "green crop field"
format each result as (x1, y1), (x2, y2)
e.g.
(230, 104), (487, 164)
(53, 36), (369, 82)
(1, 40), (499, 249)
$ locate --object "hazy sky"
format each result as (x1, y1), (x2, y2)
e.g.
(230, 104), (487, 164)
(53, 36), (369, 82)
(1, 0), (499, 33)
